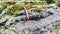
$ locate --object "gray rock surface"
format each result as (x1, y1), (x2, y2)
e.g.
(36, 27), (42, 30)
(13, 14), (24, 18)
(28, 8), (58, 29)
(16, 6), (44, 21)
(0, 4), (60, 34)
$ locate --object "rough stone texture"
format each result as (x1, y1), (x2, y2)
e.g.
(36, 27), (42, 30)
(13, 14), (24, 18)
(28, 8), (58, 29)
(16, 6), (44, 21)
(0, 4), (60, 34)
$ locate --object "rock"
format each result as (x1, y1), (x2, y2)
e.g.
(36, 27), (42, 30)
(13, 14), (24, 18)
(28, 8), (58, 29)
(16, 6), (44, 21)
(18, 12), (26, 16)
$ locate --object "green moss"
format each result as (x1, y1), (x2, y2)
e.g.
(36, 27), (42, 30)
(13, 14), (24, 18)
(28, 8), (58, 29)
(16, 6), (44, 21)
(2, 2), (16, 5)
(57, 3), (60, 7)
(50, 30), (53, 32)
(12, 4), (24, 10)
(0, 6), (6, 14)
(6, 3), (33, 16)
(24, 2), (28, 4)
(9, 28), (13, 31)
(10, 22), (17, 25)
(52, 0), (56, 3)
(24, 3), (33, 9)
(13, 22), (17, 25)
(46, 0), (56, 4)
(0, 2), (13, 14)
(6, 4), (24, 16)
(0, 31), (2, 34)
(55, 24), (60, 29)
(39, 0), (45, 4)
(34, 8), (42, 12)
(47, 6), (53, 8)
(33, 2), (40, 5)
(0, 7), (3, 14)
